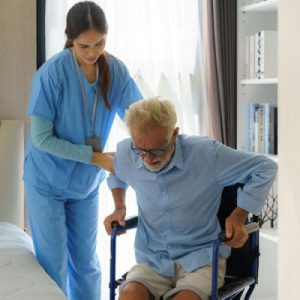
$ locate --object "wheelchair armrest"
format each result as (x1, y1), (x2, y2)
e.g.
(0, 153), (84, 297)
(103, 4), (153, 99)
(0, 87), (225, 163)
(110, 216), (138, 299)
(112, 216), (138, 232)
(218, 222), (259, 242)
(211, 222), (259, 300)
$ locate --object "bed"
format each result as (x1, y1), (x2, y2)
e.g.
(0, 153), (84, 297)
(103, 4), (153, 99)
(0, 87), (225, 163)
(0, 222), (67, 300)
(0, 120), (67, 300)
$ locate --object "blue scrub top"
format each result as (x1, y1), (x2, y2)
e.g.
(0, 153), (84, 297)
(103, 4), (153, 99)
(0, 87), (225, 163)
(24, 49), (142, 198)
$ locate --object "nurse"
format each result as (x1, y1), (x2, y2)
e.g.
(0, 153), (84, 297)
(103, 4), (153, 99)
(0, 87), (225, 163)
(23, 1), (142, 300)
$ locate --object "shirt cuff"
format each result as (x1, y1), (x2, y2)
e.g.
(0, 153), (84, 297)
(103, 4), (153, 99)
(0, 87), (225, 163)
(237, 191), (265, 215)
(107, 173), (128, 189)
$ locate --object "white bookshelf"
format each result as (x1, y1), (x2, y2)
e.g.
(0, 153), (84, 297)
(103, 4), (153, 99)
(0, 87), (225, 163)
(237, 0), (278, 153)
(241, 78), (278, 85)
(267, 154), (278, 163)
(260, 227), (278, 243)
(242, 0), (278, 13)
(237, 3), (278, 299)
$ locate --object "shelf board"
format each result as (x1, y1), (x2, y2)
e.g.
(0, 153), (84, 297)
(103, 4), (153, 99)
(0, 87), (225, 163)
(242, 0), (278, 13)
(241, 78), (278, 85)
(260, 227), (278, 243)
(266, 154), (278, 162)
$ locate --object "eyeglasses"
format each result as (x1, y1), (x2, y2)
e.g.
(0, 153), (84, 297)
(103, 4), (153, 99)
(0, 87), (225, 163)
(131, 142), (168, 156)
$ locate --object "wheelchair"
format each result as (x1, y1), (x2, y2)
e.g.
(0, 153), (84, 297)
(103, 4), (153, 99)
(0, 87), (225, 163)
(109, 184), (260, 300)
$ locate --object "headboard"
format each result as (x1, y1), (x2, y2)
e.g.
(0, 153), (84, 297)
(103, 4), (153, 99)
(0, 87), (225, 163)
(0, 120), (24, 228)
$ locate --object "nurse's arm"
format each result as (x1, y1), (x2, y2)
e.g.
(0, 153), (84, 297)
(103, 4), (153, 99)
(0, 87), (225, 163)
(31, 115), (113, 172)
(91, 152), (114, 172)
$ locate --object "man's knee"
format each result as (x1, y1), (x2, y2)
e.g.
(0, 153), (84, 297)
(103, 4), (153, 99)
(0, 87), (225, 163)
(171, 289), (202, 300)
(119, 281), (154, 300)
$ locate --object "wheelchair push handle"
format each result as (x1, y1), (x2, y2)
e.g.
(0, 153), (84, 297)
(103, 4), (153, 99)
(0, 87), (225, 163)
(218, 222), (259, 242)
(111, 216), (138, 231)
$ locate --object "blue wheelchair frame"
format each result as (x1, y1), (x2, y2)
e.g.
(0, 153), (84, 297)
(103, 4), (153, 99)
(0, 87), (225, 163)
(109, 217), (138, 300)
(210, 226), (259, 300)
(109, 184), (260, 300)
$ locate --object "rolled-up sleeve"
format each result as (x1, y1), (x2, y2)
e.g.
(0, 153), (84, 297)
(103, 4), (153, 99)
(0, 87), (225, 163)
(107, 141), (130, 190)
(211, 140), (278, 215)
(107, 172), (128, 190)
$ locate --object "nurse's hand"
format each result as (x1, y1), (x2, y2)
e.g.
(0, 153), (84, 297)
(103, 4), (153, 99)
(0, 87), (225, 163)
(104, 208), (126, 235)
(91, 152), (115, 172)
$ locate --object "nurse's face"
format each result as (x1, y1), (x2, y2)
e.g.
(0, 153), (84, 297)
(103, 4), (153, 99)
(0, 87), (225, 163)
(72, 28), (106, 67)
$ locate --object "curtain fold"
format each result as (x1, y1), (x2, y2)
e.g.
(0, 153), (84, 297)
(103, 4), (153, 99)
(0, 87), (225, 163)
(203, 0), (237, 148)
(45, 0), (206, 136)
(36, 0), (46, 69)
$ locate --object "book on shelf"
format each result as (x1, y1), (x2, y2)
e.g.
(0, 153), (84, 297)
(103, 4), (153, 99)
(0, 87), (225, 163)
(248, 102), (277, 154)
(243, 30), (277, 80)
(259, 30), (277, 78)
(255, 31), (263, 79)
(242, 35), (250, 79)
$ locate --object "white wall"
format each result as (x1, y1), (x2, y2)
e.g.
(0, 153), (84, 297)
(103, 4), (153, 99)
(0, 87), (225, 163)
(0, 121), (24, 228)
(0, 0), (36, 229)
(278, 1), (300, 298)
(0, 0), (36, 129)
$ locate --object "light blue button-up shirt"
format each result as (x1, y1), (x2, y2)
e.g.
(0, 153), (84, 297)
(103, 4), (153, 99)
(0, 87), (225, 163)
(107, 135), (277, 276)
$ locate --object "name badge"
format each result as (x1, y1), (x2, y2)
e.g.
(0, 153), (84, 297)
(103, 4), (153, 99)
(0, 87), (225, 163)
(86, 136), (102, 152)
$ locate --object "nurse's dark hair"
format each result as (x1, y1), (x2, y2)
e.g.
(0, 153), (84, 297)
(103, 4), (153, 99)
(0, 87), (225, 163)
(64, 1), (111, 109)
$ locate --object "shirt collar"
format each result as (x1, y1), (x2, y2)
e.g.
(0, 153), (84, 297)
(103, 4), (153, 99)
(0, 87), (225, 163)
(133, 136), (184, 172)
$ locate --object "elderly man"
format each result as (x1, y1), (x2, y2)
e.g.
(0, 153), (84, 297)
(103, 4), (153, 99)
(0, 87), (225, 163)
(104, 97), (277, 300)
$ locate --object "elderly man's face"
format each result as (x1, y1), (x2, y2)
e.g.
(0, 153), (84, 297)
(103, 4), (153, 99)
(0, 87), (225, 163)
(131, 127), (178, 172)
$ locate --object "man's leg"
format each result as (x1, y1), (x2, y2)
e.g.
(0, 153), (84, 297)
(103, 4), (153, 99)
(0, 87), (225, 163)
(66, 190), (101, 300)
(118, 264), (172, 300)
(164, 259), (226, 300)
(171, 290), (201, 300)
(119, 281), (155, 300)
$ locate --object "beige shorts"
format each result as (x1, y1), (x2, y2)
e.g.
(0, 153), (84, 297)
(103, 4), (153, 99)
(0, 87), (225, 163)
(119, 258), (226, 300)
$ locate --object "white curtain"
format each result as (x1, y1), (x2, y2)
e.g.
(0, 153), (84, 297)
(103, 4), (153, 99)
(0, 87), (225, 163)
(46, 0), (207, 135)
(45, 1), (207, 298)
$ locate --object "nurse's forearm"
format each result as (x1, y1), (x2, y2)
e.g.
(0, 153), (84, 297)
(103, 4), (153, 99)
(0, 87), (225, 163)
(91, 152), (114, 172)
(31, 115), (93, 164)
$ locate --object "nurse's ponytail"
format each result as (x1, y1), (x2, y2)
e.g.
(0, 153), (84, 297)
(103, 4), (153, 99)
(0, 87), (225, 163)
(98, 52), (111, 110)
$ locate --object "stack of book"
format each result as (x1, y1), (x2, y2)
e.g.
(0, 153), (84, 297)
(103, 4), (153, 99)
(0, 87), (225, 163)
(248, 102), (278, 154)
(242, 30), (277, 80)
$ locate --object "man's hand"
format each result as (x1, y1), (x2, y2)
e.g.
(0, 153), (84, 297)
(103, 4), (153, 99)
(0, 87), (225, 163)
(91, 152), (115, 172)
(104, 208), (126, 235)
(225, 207), (249, 248)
